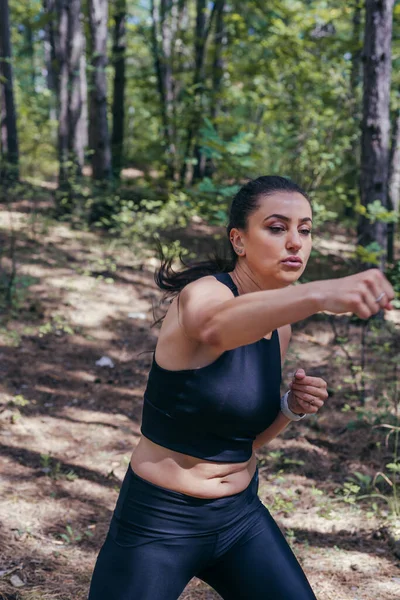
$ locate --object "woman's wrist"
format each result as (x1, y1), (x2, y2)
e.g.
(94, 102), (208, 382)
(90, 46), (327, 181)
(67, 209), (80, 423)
(280, 391), (306, 421)
(304, 280), (325, 313)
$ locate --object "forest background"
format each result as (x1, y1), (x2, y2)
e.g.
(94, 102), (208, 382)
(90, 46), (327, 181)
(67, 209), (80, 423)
(1, 1), (400, 599)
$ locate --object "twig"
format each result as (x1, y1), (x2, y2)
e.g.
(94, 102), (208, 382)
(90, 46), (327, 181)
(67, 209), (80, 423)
(0, 564), (23, 579)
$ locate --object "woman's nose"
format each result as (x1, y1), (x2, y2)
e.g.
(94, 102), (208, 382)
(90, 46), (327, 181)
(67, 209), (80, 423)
(286, 230), (302, 251)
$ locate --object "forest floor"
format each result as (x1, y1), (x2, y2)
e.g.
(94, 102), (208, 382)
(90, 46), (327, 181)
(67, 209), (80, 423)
(0, 195), (400, 600)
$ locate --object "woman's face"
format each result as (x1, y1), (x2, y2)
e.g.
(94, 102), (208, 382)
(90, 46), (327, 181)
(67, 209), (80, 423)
(231, 191), (313, 289)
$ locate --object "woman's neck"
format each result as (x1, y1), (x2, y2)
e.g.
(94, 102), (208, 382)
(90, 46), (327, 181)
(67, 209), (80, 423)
(229, 263), (288, 295)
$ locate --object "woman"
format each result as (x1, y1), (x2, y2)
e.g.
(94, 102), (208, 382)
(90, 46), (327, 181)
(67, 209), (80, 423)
(88, 176), (394, 600)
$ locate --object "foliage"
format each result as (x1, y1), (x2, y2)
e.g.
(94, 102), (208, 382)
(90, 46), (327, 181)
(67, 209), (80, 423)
(357, 200), (399, 225)
(4, 0), (398, 238)
(106, 191), (196, 244)
(355, 242), (385, 267)
(332, 314), (400, 517)
(386, 260), (400, 309)
(59, 524), (94, 545)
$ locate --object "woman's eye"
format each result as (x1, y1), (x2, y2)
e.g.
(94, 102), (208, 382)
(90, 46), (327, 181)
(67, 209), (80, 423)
(300, 229), (312, 236)
(268, 226), (285, 233)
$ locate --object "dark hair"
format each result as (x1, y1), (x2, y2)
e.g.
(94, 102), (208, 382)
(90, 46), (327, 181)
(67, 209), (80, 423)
(155, 175), (310, 298)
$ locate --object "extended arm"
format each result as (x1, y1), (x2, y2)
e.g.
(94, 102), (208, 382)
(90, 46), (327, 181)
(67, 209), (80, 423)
(179, 269), (394, 352)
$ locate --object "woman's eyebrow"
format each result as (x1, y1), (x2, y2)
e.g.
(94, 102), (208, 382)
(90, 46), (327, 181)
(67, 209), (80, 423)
(263, 214), (313, 223)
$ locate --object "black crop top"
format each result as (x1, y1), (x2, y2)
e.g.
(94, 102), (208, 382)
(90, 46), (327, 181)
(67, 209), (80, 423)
(140, 273), (282, 463)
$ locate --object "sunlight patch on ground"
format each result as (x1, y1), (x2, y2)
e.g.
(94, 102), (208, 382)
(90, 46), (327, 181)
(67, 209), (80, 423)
(301, 546), (400, 599)
(61, 406), (136, 426)
(280, 506), (381, 535)
(3, 411), (138, 462)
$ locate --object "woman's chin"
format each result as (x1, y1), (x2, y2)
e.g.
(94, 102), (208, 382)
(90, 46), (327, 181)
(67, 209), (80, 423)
(276, 270), (303, 286)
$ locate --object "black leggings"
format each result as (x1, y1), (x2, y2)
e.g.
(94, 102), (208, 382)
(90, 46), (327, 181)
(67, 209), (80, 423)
(88, 465), (317, 600)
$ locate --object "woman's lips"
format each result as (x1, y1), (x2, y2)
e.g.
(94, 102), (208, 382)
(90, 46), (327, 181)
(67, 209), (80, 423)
(281, 257), (303, 268)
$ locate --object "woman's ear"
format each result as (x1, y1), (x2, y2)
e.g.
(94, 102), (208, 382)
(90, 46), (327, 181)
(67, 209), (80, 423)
(230, 228), (246, 256)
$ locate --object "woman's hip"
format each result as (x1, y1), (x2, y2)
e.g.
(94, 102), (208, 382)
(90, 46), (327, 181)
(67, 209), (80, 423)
(109, 463), (262, 546)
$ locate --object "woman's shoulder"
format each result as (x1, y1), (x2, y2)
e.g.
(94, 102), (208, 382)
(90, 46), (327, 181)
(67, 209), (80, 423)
(155, 274), (234, 371)
(179, 273), (236, 303)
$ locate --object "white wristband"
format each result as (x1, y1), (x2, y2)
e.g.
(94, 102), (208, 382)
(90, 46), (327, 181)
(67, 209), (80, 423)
(280, 391), (306, 421)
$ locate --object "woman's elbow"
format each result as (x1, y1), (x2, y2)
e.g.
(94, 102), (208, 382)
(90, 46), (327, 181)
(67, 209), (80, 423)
(199, 319), (224, 349)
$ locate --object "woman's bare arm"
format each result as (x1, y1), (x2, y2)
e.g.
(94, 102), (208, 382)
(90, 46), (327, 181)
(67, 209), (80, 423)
(253, 326), (329, 450)
(252, 412), (293, 450)
(179, 269), (394, 352)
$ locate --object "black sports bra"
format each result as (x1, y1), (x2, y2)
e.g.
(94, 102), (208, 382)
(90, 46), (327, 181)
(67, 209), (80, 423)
(140, 273), (282, 462)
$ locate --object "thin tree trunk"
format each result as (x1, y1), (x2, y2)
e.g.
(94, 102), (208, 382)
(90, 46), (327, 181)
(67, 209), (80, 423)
(54, 0), (86, 210)
(210, 0), (225, 122)
(111, 0), (127, 178)
(43, 0), (58, 122)
(202, 0), (225, 179)
(358, 0), (394, 269)
(344, 0), (363, 218)
(150, 0), (180, 180)
(79, 37), (88, 155)
(24, 21), (36, 92)
(0, 77), (6, 162)
(387, 102), (400, 262)
(88, 0), (112, 181)
(350, 1), (363, 97)
(68, 0), (85, 176)
(0, 0), (19, 181)
(190, 0), (208, 182)
(55, 0), (69, 188)
(181, 0), (219, 184)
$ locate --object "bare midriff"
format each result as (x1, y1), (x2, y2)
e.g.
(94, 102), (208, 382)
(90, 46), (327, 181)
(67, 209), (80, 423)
(130, 435), (257, 499)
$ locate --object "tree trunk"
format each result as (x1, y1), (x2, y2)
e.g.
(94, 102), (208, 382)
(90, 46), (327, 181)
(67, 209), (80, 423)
(68, 0), (85, 176)
(88, 0), (112, 181)
(181, 0), (219, 185)
(54, 0), (69, 188)
(350, 1), (363, 98)
(0, 75), (6, 162)
(111, 0), (127, 178)
(54, 0), (86, 210)
(150, 0), (180, 180)
(387, 102), (400, 262)
(24, 20), (36, 93)
(190, 0), (207, 183)
(79, 36), (88, 156)
(202, 0), (226, 179)
(358, 0), (394, 269)
(344, 0), (363, 218)
(0, 0), (19, 182)
(43, 0), (58, 122)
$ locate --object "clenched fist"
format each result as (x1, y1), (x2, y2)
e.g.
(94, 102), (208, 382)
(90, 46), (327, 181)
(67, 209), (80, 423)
(287, 369), (328, 415)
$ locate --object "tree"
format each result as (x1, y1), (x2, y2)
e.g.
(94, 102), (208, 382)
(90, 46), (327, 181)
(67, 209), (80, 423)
(343, 0), (363, 218)
(181, 0), (221, 184)
(88, 0), (112, 181)
(67, 0), (86, 176)
(358, 0), (395, 266)
(387, 99), (400, 262)
(0, 0), (19, 182)
(111, 0), (127, 178)
(54, 0), (69, 189)
(53, 0), (86, 203)
(150, 0), (183, 180)
(43, 0), (58, 122)
(200, 0), (226, 179)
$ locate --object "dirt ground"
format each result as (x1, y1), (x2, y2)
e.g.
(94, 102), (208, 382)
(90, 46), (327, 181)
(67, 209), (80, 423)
(1, 199), (400, 600)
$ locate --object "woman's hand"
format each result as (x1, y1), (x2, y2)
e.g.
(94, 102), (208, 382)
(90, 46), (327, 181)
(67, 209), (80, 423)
(313, 268), (395, 319)
(287, 369), (328, 415)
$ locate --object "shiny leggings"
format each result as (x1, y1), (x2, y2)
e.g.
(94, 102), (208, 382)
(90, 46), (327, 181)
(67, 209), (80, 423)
(88, 465), (317, 600)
